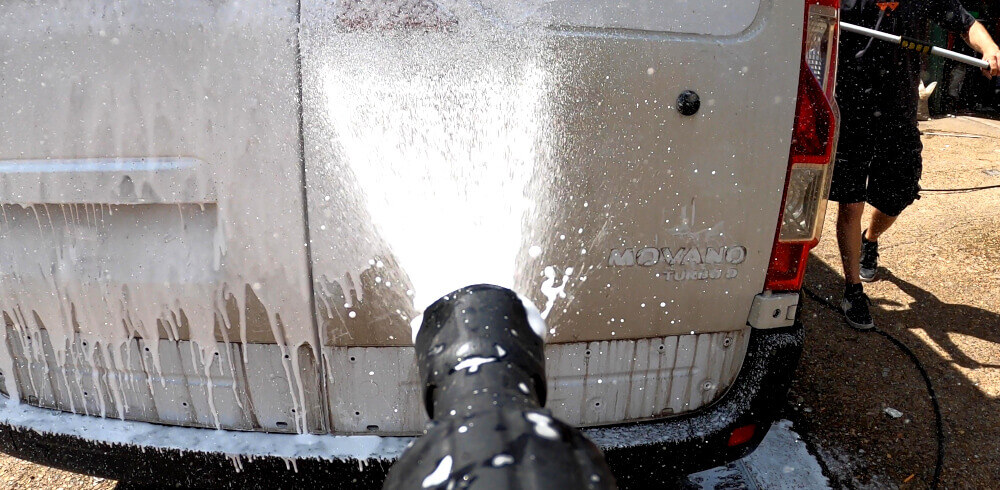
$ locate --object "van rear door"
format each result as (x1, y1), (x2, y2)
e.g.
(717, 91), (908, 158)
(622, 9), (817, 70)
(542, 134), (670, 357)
(0, 1), (325, 433)
(300, 0), (809, 432)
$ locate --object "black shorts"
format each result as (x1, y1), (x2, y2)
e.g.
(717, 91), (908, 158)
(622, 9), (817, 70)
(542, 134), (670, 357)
(829, 116), (922, 217)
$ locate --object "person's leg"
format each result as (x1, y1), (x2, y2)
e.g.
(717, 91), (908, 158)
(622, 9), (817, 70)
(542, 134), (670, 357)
(837, 200), (874, 329)
(828, 119), (870, 285)
(858, 209), (893, 282)
(863, 120), (923, 282)
(837, 201), (866, 285)
(827, 92), (876, 329)
(864, 208), (897, 242)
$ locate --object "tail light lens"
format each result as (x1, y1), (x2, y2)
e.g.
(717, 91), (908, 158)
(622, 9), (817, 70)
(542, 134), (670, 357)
(779, 165), (829, 241)
(764, 0), (840, 292)
(805, 4), (839, 98)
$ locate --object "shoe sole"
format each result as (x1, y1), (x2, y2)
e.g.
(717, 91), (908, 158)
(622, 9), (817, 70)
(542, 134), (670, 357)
(841, 300), (875, 330)
(859, 268), (878, 282)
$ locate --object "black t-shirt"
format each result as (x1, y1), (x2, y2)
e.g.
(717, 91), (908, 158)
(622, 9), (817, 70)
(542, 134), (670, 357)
(837, 0), (975, 123)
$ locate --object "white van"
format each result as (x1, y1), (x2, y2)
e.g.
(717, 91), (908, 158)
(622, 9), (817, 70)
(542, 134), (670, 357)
(0, 0), (838, 486)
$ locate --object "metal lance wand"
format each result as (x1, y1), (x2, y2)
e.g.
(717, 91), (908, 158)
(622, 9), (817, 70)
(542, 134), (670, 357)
(840, 21), (990, 70)
(382, 285), (617, 490)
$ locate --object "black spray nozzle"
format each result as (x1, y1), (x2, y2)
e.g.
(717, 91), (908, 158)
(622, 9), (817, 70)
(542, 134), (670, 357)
(415, 284), (546, 419)
(383, 284), (617, 490)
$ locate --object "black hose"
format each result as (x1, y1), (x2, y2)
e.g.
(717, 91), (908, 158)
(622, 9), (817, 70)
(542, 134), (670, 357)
(801, 286), (945, 490)
(920, 183), (1000, 193)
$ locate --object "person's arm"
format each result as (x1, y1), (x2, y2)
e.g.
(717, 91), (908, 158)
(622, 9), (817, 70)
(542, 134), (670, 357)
(962, 21), (1000, 78)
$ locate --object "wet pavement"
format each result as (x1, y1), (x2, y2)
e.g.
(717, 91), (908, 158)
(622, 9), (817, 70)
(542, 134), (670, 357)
(788, 115), (1000, 488)
(668, 114), (1000, 490)
(687, 420), (829, 489)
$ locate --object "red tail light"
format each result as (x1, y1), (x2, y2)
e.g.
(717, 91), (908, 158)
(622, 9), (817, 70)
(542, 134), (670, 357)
(728, 424), (757, 447)
(764, 0), (840, 292)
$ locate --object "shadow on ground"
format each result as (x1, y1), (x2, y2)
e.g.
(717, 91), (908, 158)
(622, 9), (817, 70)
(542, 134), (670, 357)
(789, 255), (1000, 488)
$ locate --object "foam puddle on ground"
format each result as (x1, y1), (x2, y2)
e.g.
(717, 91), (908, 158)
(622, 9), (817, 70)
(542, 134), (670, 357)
(687, 420), (830, 489)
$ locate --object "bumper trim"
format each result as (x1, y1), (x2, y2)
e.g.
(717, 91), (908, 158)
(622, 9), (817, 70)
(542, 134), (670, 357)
(0, 324), (803, 488)
(0, 399), (410, 462)
(589, 323), (805, 486)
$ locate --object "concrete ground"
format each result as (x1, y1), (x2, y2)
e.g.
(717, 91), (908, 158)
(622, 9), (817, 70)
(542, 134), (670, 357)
(789, 115), (1000, 489)
(0, 116), (997, 488)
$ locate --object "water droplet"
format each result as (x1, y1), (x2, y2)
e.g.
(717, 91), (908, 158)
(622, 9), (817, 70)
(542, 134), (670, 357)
(492, 454), (515, 467)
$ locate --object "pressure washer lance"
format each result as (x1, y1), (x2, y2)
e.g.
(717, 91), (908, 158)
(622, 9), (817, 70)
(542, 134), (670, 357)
(840, 21), (991, 70)
(383, 285), (616, 490)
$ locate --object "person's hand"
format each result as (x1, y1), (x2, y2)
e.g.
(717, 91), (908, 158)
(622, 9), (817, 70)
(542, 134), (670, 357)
(982, 45), (1000, 78)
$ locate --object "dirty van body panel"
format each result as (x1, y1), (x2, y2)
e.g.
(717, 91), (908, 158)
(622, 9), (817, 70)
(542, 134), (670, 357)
(531, 12), (802, 343)
(478, 0), (763, 36)
(302, 1), (803, 432)
(322, 329), (750, 433)
(0, 1), (325, 433)
(302, 0), (802, 346)
(0, 322), (803, 486)
(0, 0), (804, 447)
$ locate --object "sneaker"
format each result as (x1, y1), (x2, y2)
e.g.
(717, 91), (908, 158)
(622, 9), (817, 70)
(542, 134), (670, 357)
(841, 288), (875, 330)
(860, 231), (879, 282)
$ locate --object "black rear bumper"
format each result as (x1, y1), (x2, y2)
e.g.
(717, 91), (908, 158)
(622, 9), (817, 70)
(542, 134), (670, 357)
(0, 323), (803, 489)
(588, 323), (805, 487)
